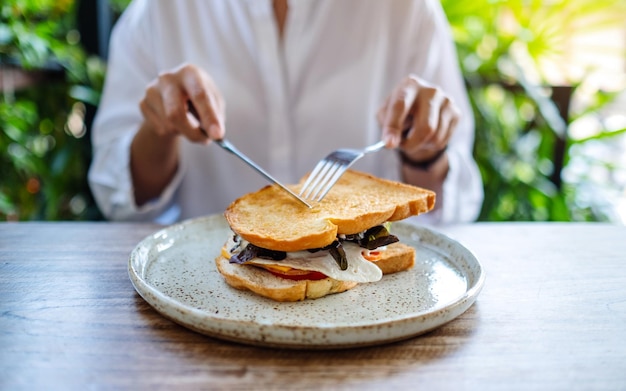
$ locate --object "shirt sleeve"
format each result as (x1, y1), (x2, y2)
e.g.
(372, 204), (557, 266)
(406, 0), (484, 224)
(87, 0), (183, 222)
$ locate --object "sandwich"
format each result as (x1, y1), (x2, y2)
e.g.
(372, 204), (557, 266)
(215, 170), (436, 302)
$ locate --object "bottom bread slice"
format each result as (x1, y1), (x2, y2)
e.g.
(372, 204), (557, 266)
(215, 242), (415, 302)
(371, 242), (415, 274)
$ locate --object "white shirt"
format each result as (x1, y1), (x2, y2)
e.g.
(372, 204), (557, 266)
(88, 0), (483, 224)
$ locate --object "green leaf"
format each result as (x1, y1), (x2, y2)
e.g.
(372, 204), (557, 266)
(573, 128), (626, 144)
(69, 85), (101, 106)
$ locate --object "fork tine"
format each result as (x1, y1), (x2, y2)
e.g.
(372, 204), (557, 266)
(301, 140), (386, 203)
(315, 164), (348, 201)
(309, 161), (342, 200)
(299, 159), (326, 197)
(301, 160), (334, 199)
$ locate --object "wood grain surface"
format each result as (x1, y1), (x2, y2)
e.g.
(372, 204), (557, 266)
(1, 221), (625, 390)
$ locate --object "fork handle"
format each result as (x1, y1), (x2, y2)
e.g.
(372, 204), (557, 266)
(365, 140), (387, 154)
(367, 125), (409, 153)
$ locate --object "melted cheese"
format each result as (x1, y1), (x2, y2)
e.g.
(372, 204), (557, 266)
(225, 235), (383, 283)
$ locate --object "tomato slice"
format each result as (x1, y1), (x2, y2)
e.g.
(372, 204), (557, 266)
(268, 269), (328, 281)
(361, 250), (382, 262)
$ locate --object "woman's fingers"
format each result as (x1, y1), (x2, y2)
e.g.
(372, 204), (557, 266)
(160, 73), (207, 142)
(378, 74), (460, 160)
(180, 64), (225, 140)
(434, 98), (458, 147)
(381, 77), (418, 148)
(403, 83), (445, 152)
(139, 83), (164, 133)
(139, 63), (225, 144)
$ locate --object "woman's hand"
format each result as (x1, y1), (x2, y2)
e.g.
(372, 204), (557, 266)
(139, 63), (225, 143)
(377, 74), (459, 163)
(131, 63), (225, 206)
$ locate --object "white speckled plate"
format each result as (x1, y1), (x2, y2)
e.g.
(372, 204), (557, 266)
(129, 214), (484, 349)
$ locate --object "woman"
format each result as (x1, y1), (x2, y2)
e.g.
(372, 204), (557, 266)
(88, 0), (483, 224)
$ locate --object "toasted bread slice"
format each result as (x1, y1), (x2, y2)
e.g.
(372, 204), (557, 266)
(225, 170), (435, 252)
(215, 255), (357, 302)
(370, 242), (415, 274)
(215, 242), (415, 302)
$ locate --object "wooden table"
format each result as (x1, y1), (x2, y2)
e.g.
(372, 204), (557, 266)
(1, 222), (625, 390)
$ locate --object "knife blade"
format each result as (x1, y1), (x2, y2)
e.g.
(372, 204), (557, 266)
(213, 139), (312, 208)
(188, 102), (312, 209)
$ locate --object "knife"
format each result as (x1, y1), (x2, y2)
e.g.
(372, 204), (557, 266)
(213, 139), (312, 208)
(188, 103), (312, 209)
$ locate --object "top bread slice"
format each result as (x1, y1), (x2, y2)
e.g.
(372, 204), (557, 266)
(224, 170), (436, 252)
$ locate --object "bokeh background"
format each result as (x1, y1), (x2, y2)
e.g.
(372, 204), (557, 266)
(2, 0), (625, 222)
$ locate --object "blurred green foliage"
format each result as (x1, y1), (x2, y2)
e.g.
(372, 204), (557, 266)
(441, 0), (626, 221)
(1, 0), (625, 221)
(1, 0), (106, 220)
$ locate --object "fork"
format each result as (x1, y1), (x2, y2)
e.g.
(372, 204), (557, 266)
(299, 140), (387, 202)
